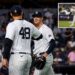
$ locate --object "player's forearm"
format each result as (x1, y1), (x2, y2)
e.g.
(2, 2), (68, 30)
(46, 39), (56, 54)
(2, 58), (9, 68)
(2, 38), (13, 60)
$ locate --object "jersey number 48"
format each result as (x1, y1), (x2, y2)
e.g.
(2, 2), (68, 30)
(19, 27), (30, 39)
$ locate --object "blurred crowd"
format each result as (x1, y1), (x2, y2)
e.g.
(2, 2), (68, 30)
(0, 8), (75, 75)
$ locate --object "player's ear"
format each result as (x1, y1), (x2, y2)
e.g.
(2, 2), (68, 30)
(10, 13), (13, 17)
(41, 17), (43, 21)
(21, 10), (23, 16)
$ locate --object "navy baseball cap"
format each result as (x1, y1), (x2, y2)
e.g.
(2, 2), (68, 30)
(10, 5), (23, 16)
(32, 11), (43, 17)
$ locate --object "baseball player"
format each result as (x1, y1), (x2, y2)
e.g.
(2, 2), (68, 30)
(2, 5), (43, 75)
(32, 11), (55, 75)
(70, 5), (75, 27)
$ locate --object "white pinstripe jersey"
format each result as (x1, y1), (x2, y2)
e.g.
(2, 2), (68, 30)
(33, 24), (54, 54)
(5, 20), (41, 53)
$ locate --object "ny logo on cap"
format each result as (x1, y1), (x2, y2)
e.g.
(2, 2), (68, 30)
(14, 10), (17, 13)
(35, 11), (38, 14)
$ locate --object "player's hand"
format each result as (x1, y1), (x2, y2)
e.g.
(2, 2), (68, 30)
(2, 58), (8, 68)
(42, 52), (48, 58)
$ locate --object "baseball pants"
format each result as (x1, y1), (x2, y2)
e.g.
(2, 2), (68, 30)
(71, 15), (75, 26)
(9, 53), (32, 75)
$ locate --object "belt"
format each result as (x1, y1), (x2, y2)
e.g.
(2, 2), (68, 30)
(11, 52), (31, 54)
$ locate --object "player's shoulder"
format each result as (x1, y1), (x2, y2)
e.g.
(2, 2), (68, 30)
(6, 21), (17, 30)
(23, 20), (34, 27)
(43, 24), (52, 32)
(7, 21), (14, 27)
(23, 20), (32, 25)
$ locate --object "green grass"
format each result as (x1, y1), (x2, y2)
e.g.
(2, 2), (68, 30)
(58, 20), (75, 28)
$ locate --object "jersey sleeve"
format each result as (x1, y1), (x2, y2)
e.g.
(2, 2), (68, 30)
(46, 28), (54, 42)
(5, 23), (16, 40)
(31, 24), (41, 39)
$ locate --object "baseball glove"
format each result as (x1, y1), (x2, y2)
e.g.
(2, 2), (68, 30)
(34, 56), (46, 70)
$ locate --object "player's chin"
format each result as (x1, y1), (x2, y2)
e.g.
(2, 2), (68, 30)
(34, 22), (39, 25)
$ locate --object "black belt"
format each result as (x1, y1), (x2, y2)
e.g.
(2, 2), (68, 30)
(11, 52), (30, 54)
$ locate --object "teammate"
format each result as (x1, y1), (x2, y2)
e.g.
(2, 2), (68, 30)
(2, 5), (43, 75)
(32, 11), (55, 75)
